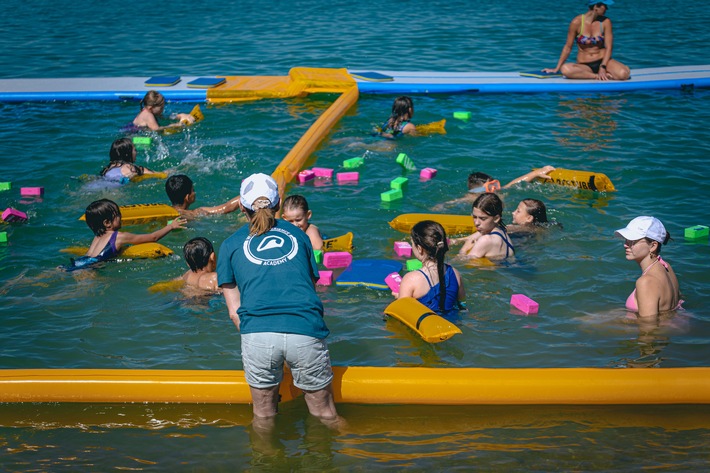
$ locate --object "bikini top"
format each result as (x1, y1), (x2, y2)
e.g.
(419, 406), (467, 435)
(490, 229), (515, 258)
(576, 15), (606, 46)
(625, 257), (683, 312)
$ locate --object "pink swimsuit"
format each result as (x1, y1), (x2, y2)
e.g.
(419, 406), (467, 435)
(625, 257), (683, 312)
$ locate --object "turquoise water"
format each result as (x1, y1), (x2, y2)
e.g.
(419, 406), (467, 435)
(1, 0), (710, 470)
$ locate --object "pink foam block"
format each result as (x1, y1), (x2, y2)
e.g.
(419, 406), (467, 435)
(384, 272), (402, 292)
(323, 251), (353, 269)
(20, 187), (44, 196)
(297, 170), (315, 183)
(510, 294), (539, 315)
(336, 172), (359, 183)
(312, 167), (334, 178)
(2, 208), (28, 223)
(393, 241), (412, 257)
(420, 168), (437, 180)
(316, 270), (334, 286)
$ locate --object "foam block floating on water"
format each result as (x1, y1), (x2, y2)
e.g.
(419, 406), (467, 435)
(312, 167), (334, 178)
(0, 232), (7, 243)
(297, 170), (315, 183)
(336, 172), (359, 183)
(420, 168), (437, 180)
(384, 272), (402, 292)
(453, 111), (472, 120)
(510, 294), (539, 315)
(406, 259), (422, 271)
(316, 270), (333, 286)
(323, 252), (353, 269)
(684, 225), (709, 241)
(0, 182), (11, 191)
(2, 208), (27, 223)
(381, 189), (403, 202)
(20, 187), (44, 196)
(396, 153), (416, 171)
(390, 177), (408, 191)
(343, 157), (364, 169)
(394, 241), (412, 257)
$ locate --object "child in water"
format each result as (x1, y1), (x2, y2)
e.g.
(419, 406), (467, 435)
(133, 90), (195, 131)
(100, 138), (157, 183)
(378, 96), (416, 138)
(281, 194), (323, 251)
(181, 237), (219, 293)
(165, 174), (241, 220)
(458, 193), (515, 260)
(66, 199), (186, 271)
(396, 220), (466, 317)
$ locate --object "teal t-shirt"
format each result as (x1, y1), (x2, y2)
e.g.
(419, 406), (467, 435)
(217, 219), (328, 339)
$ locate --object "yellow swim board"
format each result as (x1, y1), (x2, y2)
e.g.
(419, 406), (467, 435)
(61, 242), (174, 259)
(543, 168), (616, 192)
(79, 203), (179, 226)
(162, 104), (204, 135)
(384, 297), (462, 343)
(415, 119), (446, 135)
(389, 213), (474, 235)
(130, 172), (168, 183)
(323, 232), (354, 252)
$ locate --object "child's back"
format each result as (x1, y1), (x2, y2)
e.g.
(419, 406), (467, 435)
(181, 237), (219, 293)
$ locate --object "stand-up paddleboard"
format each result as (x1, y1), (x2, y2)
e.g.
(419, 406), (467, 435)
(389, 213), (474, 235)
(79, 203), (179, 226)
(162, 104), (204, 135)
(323, 232), (353, 252)
(384, 297), (462, 343)
(61, 243), (173, 259)
(544, 168), (616, 192)
(415, 119), (446, 135)
(335, 259), (403, 290)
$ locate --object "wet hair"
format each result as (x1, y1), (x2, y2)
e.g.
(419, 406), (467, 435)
(411, 220), (450, 315)
(140, 90), (165, 111)
(520, 198), (548, 225)
(283, 194), (310, 213)
(472, 193), (506, 230)
(244, 205), (278, 236)
(84, 199), (121, 236)
(165, 175), (194, 205)
(101, 138), (143, 177)
(385, 96), (414, 133)
(590, 2), (607, 10)
(183, 237), (214, 272)
(467, 172), (494, 190)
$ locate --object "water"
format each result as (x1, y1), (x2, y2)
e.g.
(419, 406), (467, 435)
(1, 0), (710, 470)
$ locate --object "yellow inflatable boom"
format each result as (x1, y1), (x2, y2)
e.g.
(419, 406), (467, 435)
(2, 367), (710, 405)
(389, 213), (474, 235)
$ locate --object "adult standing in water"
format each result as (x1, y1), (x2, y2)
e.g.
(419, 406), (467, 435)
(615, 216), (682, 318)
(544, 0), (630, 81)
(217, 173), (340, 428)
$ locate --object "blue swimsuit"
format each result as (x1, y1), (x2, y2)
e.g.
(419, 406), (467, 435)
(490, 229), (515, 258)
(65, 232), (120, 271)
(417, 264), (460, 317)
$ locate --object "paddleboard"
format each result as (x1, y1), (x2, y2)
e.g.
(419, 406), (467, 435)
(389, 213), (474, 235)
(384, 297), (462, 343)
(79, 203), (179, 226)
(335, 259), (403, 290)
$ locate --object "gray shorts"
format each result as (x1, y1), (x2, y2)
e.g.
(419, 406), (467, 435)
(241, 332), (334, 391)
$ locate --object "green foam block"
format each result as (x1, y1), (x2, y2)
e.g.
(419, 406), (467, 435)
(314, 249), (323, 264)
(390, 177), (408, 191)
(406, 259), (422, 271)
(396, 153), (416, 171)
(133, 137), (152, 147)
(453, 111), (472, 120)
(0, 232), (7, 243)
(381, 189), (403, 202)
(343, 157), (364, 169)
(684, 225), (709, 240)
(0, 182), (11, 191)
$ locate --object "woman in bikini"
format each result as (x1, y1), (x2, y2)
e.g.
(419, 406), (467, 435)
(615, 216), (682, 317)
(543, 0), (630, 81)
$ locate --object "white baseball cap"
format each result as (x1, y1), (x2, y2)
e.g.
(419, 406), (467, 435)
(240, 173), (280, 211)
(614, 216), (667, 244)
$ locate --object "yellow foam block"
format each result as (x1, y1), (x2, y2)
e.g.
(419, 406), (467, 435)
(384, 297), (462, 343)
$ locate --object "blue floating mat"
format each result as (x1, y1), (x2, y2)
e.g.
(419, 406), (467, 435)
(519, 70), (563, 79)
(350, 71), (394, 82)
(187, 77), (226, 89)
(335, 259), (403, 290)
(145, 76), (181, 87)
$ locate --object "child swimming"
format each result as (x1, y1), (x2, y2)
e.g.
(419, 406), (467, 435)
(395, 220), (466, 317)
(378, 96), (416, 138)
(181, 237), (219, 293)
(281, 194), (323, 251)
(66, 199), (186, 271)
(100, 138), (157, 183)
(458, 193), (515, 260)
(165, 174), (241, 220)
(133, 90), (196, 132)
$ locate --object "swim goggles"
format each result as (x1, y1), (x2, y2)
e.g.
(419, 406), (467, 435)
(469, 180), (501, 194)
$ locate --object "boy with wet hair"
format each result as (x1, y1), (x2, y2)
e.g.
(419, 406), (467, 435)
(166, 174), (241, 219)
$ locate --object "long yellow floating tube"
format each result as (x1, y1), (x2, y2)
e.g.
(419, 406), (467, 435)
(2, 367), (710, 405)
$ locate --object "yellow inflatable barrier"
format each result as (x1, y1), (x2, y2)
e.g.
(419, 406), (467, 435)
(389, 213), (474, 235)
(162, 104), (204, 135)
(323, 232), (354, 252)
(384, 297), (462, 343)
(544, 168), (616, 192)
(130, 171), (168, 183)
(62, 242), (173, 259)
(2, 366), (710, 405)
(415, 119), (446, 135)
(79, 203), (179, 226)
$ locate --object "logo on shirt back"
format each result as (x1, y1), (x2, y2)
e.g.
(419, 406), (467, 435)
(243, 227), (298, 266)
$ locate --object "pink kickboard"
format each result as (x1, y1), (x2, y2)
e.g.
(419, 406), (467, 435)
(510, 294), (539, 315)
(316, 270), (334, 286)
(384, 272), (402, 292)
(2, 208), (28, 222)
(323, 252), (353, 269)
(20, 187), (44, 196)
(297, 170), (315, 183)
(312, 167), (334, 178)
(420, 168), (437, 180)
(336, 172), (359, 183)
(393, 241), (412, 257)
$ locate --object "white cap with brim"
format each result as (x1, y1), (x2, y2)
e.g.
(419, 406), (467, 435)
(614, 216), (667, 244)
(240, 173), (280, 211)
